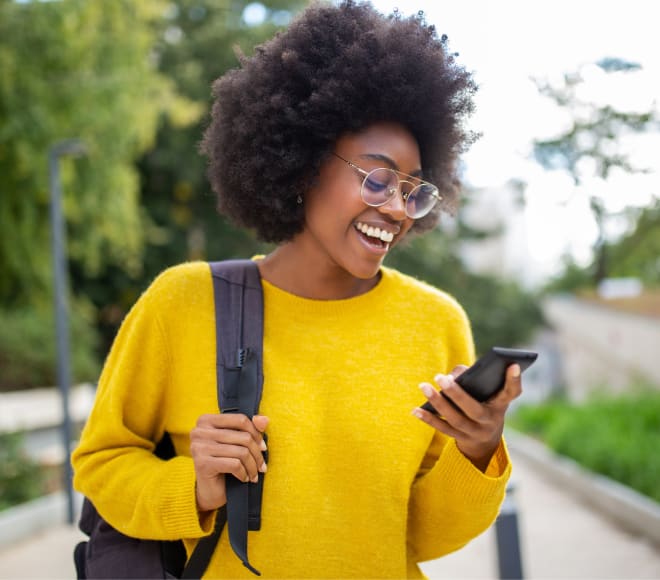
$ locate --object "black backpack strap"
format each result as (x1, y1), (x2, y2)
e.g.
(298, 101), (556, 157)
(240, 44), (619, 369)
(180, 506), (227, 579)
(182, 260), (264, 578)
(211, 259), (264, 417)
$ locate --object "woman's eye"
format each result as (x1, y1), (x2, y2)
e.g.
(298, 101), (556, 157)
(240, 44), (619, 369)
(364, 177), (389, 192)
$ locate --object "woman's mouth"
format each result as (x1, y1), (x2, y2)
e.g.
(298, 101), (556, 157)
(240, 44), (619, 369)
(354, 221), (395, 251)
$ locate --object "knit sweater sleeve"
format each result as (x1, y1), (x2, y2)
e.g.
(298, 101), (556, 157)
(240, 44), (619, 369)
(407, 434), (511, 562)
(71, 268), (212, 540)
(407, 289), (512, 562)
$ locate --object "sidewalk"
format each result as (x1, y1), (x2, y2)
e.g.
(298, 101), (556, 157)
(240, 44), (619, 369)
(1, 446), (659, 579)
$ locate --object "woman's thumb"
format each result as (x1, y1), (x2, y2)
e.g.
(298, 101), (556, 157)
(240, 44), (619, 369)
(253, 414), (270, 432)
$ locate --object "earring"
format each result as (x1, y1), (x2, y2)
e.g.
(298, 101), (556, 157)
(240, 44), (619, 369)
(296, 195), (303, 205)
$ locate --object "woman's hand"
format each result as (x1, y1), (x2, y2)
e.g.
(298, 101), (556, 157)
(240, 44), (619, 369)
(190, 414), (269, 513)
(414, 364), (522, 472)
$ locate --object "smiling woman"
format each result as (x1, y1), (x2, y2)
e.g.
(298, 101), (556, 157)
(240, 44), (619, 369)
(71, 2), (526, 578)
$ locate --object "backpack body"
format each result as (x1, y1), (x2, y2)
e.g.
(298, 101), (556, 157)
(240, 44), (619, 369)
(74, 435), (186, 579)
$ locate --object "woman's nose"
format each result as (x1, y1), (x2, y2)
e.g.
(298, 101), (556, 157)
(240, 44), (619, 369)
(377, 186), (407, 220)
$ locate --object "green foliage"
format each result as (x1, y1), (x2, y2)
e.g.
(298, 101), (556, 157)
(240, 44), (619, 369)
(542, 254), (594, 294)
(0, 432), (45, 510)
(386, 228), (545, 354)
(510, 389), (660, 502)
(457, 274), (545, 353)
(0, 0), (195, 307)
(0, 299), (100, 391)
(606, 199), (660, 285)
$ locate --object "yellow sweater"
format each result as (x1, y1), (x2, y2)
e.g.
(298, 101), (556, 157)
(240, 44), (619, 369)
(72, 261), (510, 578)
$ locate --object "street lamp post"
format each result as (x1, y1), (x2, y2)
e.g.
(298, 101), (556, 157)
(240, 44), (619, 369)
(48, 139), (87, 525)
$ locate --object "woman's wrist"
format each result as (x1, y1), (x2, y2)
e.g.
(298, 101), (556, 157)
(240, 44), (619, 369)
(195, 477), (227, 513)
(457, 438), (501, 473)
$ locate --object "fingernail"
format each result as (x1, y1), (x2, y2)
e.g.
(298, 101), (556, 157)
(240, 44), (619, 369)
(260, 462), (268, 473)
(260, 440), (267, 452)
(435, 374), (454, 388)
(412, 408), (424, 419)
(512, 364), (521, 378)
(419, 383), (434, 398)
(251, 475), (259, 483)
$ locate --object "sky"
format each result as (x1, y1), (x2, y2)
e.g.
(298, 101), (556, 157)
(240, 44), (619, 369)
(365, 0), (660, 284)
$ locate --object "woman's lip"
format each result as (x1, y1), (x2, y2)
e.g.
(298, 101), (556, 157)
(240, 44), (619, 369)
(354, 226), (391, 255)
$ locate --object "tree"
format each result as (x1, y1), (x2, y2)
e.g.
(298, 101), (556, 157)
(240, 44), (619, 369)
(532, 58), (659, 283)
(0, 0), (197, 307)
(605, 198), (660, 285)
(0, 0), (198, 387)
(541, 199), (660, 294)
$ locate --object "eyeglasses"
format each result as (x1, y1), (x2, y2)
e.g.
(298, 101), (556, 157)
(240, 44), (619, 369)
(333, 153), (441, 219)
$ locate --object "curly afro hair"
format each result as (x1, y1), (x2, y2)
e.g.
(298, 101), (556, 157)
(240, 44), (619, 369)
(202, 0), (478, 243)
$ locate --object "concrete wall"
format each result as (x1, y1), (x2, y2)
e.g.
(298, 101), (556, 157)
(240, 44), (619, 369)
(0, 384), (95, 464)
(543, 296), (660, 399)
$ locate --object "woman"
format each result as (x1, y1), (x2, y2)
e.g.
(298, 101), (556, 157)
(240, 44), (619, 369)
(73, 1), (522, 577)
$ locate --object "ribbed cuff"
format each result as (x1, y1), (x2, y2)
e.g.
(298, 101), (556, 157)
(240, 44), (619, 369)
(156, 456), (216, 538)
(484, 438), (510, 478)
(423, 438), (511, 505)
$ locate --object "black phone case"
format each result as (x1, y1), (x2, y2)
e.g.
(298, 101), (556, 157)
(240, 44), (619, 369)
(421, 346), (538, 413)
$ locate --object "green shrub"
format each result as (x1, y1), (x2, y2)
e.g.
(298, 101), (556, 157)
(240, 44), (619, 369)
(0, 299), (101, 391)
(510, 388), (660, 503)
(0, 433), (46, 511)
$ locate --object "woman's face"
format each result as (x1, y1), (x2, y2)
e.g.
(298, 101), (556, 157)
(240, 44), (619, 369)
(300, 121), (419, 281)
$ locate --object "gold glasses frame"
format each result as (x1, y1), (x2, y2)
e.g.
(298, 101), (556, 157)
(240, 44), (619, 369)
(332, 153), (441, 219)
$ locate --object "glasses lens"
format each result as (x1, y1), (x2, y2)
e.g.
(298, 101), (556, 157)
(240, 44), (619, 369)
(405, 184), (439, 219)
(361, 168), (398, 207)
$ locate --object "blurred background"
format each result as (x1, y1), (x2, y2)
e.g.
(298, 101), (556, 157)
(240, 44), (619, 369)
(0, 0), (658, 577)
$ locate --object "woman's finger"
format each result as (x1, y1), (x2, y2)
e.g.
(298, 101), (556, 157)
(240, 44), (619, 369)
(197, 413), (266, 445)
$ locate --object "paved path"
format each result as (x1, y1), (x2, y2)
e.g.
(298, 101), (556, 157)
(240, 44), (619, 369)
(1, 450), (659, 579)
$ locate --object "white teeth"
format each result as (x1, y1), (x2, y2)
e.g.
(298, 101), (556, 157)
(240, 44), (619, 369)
(356, 222), (394, 243)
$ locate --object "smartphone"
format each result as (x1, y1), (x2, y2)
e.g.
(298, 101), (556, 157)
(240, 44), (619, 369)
(420, 346), (538, 414)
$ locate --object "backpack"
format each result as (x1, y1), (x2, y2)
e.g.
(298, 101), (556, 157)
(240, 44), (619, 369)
(74, 260), (265, 578)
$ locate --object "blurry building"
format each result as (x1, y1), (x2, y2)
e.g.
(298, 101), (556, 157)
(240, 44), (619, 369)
(459, 179), (533, 286)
